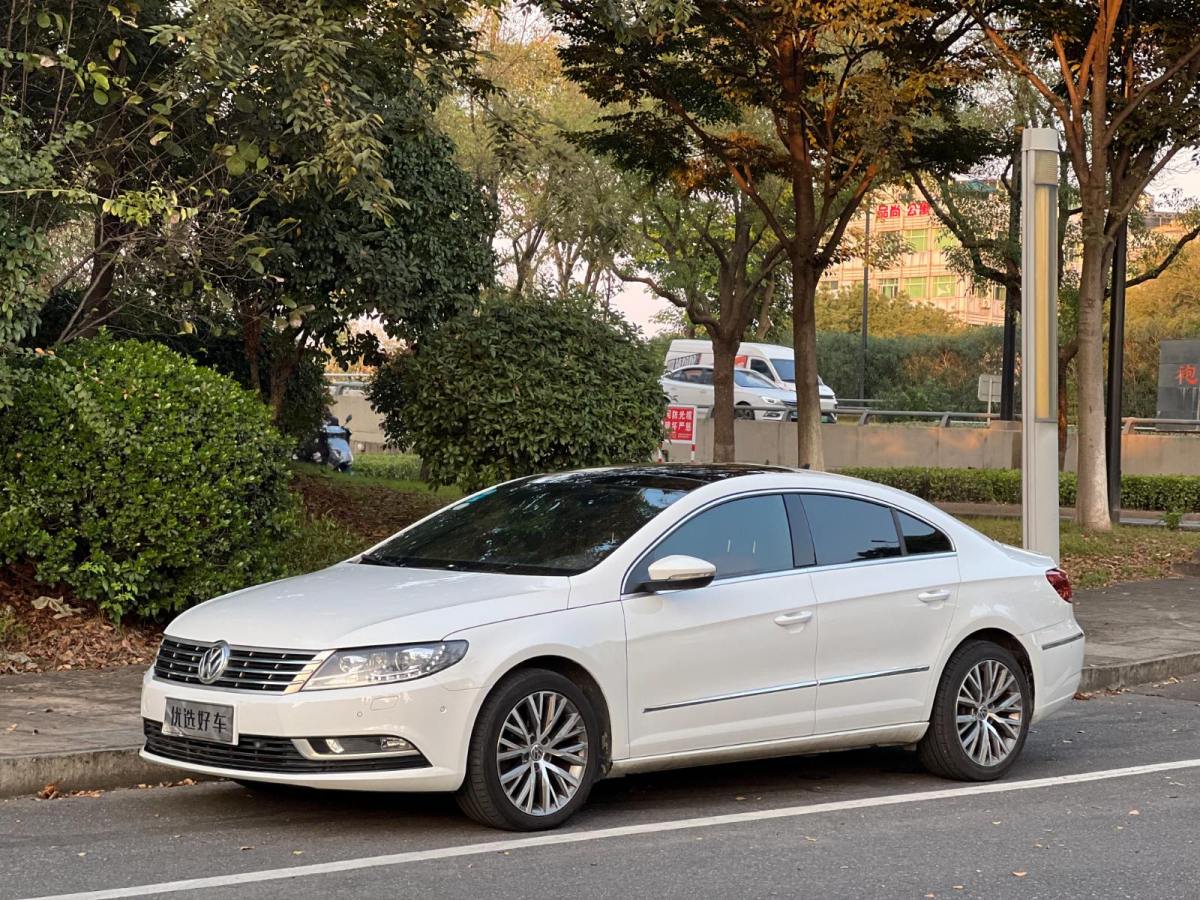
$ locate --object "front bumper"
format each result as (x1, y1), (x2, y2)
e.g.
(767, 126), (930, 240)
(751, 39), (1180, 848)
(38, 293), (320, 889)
(139, 668), (479, 791)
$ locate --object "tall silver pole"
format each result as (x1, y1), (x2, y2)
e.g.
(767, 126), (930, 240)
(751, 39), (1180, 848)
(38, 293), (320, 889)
(1020, 128), (1061, 562)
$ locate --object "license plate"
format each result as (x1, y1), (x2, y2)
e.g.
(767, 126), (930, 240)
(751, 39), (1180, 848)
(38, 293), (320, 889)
(163, 698), (237, 745)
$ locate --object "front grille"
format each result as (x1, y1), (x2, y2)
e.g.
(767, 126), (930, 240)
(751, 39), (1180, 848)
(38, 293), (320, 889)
(154, 637), (317, 692)
(143, 720), (430, 773)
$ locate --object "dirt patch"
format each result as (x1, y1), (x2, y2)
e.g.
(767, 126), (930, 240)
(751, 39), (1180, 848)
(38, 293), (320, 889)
(292, 472), (447, 544)
(0, 563), (161, 675)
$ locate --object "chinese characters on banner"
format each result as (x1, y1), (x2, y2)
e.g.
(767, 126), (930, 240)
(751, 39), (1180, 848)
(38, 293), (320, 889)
(663, 405), (697, 443)
(876, 201), (930, 220)
(1178, 364), (1199, 387)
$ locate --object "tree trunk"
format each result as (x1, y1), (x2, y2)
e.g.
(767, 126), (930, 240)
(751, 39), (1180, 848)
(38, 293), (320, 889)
(243, 316), (264, 397)
(1057, 348), (1072, 471)
(791, 260), (824, 469)
(711, 333), (738, 462)
(267, 342), (300, 423)
(1074, 224), (1112, 531)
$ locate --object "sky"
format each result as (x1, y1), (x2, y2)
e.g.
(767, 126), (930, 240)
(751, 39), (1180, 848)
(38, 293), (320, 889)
(611, 155), (1200, 336)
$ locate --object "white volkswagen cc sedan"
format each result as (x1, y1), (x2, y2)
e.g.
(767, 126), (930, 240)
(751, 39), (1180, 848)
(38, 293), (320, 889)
(141, 465), (1084, 830)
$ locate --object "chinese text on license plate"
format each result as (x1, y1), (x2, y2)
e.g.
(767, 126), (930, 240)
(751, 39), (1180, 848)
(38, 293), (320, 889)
(163, 698), (237, 745)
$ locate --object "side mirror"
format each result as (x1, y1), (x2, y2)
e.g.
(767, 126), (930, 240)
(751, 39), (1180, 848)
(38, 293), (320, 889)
(642, 555), (717, 592)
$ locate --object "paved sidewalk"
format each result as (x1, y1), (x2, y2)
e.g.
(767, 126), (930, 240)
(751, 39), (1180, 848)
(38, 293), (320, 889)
(2, 577), (1199, 798)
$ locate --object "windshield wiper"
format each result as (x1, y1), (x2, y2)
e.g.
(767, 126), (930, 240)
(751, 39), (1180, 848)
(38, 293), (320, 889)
(358, 551), (403, 567)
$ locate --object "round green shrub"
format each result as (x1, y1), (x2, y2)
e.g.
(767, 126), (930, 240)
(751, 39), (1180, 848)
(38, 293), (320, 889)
(369, 295), (667, 489)
(0, 337), (299, 621)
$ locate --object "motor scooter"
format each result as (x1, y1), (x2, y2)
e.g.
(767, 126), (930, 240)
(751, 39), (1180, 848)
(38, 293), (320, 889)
(307, 414), (353, 471)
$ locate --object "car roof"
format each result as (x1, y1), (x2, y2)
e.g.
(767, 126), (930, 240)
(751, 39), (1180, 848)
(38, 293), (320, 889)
(527, 464), (794, 492)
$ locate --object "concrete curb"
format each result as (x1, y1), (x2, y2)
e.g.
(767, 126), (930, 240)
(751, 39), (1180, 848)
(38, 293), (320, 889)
(0, 745), (179, 800)
(1079, 650), (1200, 692)
(4, 652), (1200, 799)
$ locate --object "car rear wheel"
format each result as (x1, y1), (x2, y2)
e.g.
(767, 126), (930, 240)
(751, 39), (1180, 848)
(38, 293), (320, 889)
(456, 668), (600, 830)
(918, 640), (1031, 781)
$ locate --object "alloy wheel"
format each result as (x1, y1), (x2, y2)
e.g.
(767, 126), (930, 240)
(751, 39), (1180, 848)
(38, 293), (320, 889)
(496, 690), (589, 816)
(955, 659), (1024, 767)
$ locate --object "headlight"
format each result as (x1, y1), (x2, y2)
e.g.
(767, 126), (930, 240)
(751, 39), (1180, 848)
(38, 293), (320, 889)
(762, 396), (783, 405)
(302, 641), (468, 691)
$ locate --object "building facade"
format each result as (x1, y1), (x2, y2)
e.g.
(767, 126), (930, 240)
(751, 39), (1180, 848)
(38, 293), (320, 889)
(819, 199), (1007, 327)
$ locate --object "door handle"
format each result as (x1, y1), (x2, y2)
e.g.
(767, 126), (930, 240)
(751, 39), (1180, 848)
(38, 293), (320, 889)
(918, 589), (951, 603)
(774, 610), (813, 626)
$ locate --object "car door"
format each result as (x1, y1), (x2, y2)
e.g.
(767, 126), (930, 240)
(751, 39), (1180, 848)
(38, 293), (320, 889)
(622, 494), (819, 758)
(800, 493), (959, 734)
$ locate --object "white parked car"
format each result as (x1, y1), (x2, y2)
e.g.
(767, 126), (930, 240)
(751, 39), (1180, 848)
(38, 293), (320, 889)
(662, 365), (798, 421)
(666, 339), (838, 418)
(141, 465), (1084, 831)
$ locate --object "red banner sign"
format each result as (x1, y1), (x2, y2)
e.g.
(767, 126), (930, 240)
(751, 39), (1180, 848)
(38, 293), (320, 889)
(664, 405), (697, 443)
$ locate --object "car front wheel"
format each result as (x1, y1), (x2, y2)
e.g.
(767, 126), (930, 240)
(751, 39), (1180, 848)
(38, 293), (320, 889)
(918, 640), (1031, 781)
(456, 668), (601, 830)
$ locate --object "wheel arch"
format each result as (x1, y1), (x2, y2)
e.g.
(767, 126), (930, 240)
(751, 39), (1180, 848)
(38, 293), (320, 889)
(491, 654), (614, 776)
(943, 627), (1036, 709)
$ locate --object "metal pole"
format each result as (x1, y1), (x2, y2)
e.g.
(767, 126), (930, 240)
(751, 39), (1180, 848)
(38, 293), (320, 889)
(1106, 222), (1128, 521)
(1000, 286), (1017, 420)
(1021, 128), (1061, 563)
(860, 203), (870, 401)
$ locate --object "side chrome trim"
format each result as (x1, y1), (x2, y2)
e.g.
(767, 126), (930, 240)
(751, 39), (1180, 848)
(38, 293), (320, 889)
(1041, 631), (1085, 651)
(644, 679), (818, 713)
(818, 665), (930, 686)
(643, 665), (930, 713)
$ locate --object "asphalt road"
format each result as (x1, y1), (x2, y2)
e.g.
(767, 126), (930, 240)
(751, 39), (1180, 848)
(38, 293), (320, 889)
(3, 676), (1199, 900)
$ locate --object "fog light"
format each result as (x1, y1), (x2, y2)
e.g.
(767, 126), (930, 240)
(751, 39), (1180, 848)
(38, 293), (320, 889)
(300, 735), (417, 758)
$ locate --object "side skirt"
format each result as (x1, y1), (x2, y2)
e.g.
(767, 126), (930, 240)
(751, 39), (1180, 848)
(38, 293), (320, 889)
(607, 723), (929, 777)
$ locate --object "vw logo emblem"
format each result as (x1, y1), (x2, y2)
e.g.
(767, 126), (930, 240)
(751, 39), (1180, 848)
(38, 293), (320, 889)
(197, 641), (231, 684)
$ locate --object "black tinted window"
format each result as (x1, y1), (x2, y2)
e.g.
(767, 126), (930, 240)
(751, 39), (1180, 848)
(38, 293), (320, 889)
(364, 474), (693, 576)
(897, 511), (953, 555)
(628, 495), (793, 590)
(802, 495), (902, 565)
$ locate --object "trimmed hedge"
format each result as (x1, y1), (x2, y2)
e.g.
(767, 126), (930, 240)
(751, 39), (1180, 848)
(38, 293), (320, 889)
(839, 467), (1200, 513)
(0, 337), (300, 621)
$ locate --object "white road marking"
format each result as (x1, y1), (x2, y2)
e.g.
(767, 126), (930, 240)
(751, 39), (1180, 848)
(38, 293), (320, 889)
(22, 757), (1200, 900)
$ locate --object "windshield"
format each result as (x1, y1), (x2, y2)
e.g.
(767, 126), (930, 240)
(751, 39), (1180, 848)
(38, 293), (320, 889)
(734, 369), (780, 389)
(769, 357), (795, 382)
(360, 473), (694, 576)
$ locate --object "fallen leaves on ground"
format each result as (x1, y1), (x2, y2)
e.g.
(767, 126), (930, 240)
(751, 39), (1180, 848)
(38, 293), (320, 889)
(292, 472), (445, 544)
(0, 564), (161, 674)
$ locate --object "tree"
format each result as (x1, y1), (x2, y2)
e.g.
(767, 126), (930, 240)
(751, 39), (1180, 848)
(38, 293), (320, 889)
(368, 293), (667, 489)
(544, 0), (981, 469)
(1, 0), (494, 345)
(619, 179), (787, 461)
(438, 6), (636, 302)
(969, 0), (1200, 529)
(231, 106), (497, 419)
(813, 286), (966, 337)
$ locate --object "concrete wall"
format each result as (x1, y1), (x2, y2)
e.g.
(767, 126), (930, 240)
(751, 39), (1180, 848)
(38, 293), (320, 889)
(672, 419), (1200, 476)
(329, 391), (387, 450)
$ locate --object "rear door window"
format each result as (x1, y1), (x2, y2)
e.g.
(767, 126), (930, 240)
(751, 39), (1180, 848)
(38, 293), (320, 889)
(801, 494), (903, 566)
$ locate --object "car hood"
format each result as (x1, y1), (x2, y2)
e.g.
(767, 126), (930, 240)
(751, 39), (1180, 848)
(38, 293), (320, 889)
(165, 562), (570, 650)
(781, 381), (836, 398)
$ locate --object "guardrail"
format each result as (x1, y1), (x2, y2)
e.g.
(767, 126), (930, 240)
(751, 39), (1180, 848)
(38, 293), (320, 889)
(1122, 417), (1200, 434)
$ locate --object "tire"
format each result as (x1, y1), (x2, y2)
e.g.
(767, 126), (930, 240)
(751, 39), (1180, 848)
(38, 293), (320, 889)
(735, 403), (755, 421)
(456, 668), (601, 830)
(917, 640), (1031, 781)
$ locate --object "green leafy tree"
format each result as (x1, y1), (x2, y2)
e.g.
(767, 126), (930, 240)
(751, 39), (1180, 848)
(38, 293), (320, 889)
(544, 0), (983, 469)
(369, 294), (667, 488)
(619, 178), (787, 461)
(970, 0), (1200, 529)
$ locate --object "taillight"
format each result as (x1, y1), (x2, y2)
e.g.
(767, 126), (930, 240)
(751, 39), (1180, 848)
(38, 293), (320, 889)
(1046, 568), (1072, 603)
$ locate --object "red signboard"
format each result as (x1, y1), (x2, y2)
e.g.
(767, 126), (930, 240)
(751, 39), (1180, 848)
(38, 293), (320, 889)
(664, 405), (697, 443)
(876, 201), (930, 220)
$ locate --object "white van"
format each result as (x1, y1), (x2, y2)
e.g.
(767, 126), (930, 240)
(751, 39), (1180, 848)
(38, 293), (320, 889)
(665, 340), (838, 418)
